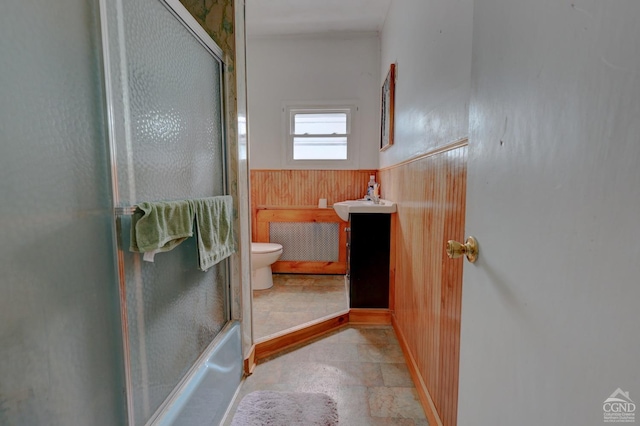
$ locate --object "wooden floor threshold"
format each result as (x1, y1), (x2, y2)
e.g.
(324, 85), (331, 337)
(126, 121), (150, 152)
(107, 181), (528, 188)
(252, 308), (392, 363)
(243, 344), (256, 376)
(254, 312), (350, 361)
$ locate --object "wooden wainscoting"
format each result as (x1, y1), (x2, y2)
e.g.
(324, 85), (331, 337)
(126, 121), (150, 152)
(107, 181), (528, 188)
(255, 208), (348, 274)
(250, 169), (376, 240)
(379, 140), (467, 426)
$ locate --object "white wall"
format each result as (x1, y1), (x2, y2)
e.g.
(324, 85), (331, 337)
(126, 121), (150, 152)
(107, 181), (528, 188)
(380, 0), (474, 167)
(459, 0), (640, 424)
(247, 34), (380, 169)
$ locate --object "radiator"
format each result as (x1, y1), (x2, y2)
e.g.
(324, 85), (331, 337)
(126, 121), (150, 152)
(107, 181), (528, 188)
(269, 222), (339, 261)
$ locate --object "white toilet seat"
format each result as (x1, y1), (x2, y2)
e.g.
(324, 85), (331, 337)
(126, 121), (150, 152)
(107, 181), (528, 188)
(251, 242), (283, 254)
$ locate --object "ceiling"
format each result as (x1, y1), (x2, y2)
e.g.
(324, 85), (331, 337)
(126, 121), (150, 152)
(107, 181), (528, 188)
(245, 0), (392, 37)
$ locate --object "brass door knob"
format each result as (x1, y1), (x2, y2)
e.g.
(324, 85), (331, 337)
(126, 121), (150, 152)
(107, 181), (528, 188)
(446, 236), (478, 263)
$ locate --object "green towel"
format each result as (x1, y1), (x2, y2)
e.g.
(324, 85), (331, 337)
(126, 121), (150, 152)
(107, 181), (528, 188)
(191, 196), (235, 271)
(130, 200), (194, 255)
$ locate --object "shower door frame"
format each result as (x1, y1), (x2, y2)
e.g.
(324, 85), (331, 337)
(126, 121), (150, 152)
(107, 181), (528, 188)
(99, 0), (232, 424)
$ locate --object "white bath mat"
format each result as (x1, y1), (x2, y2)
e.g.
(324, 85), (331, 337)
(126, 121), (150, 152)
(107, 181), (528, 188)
(230, 390), (338, 425)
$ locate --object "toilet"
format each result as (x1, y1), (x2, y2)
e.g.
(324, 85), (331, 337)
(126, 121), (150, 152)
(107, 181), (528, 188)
(250, 242), (283, 290)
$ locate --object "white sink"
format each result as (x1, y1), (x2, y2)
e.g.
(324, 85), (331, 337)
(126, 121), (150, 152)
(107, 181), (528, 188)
(332, 199), (397, 221)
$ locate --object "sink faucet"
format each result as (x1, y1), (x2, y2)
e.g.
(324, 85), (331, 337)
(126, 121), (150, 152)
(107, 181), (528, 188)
(372, 183), (381, 204)
(365, 183), (381, 204)
(364, 193), (379, 203)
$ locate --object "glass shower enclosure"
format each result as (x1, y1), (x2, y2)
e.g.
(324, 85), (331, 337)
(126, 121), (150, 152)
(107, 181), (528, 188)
(100, 0), (237, 423)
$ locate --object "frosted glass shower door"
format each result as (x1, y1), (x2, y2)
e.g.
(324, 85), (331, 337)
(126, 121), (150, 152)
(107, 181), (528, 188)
(101, 0), (230, 424)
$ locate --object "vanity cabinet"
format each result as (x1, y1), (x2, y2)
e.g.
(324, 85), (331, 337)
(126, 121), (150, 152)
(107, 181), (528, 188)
(347, 213), (391, 308)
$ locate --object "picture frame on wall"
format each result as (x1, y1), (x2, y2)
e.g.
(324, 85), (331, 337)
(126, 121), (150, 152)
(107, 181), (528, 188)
(380, 63), (395, 151)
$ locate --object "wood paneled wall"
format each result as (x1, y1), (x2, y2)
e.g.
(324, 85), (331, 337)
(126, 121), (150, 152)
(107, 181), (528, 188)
(379, 142), (467, 426)
(250, 170), (376, 240)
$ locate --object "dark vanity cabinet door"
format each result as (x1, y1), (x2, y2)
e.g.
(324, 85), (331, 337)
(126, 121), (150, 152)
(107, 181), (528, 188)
(348, 213), (391, 308)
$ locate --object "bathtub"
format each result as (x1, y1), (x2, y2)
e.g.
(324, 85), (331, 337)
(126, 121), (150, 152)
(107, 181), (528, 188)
(150, 321), (242, 426)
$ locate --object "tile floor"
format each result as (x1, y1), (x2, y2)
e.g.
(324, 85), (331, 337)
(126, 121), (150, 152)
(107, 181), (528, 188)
(252, 274), (349, 340)
(224, 325), (428, 425)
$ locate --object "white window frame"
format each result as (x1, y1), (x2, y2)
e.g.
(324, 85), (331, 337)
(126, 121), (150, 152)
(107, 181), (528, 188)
(283, 102), (358, 169)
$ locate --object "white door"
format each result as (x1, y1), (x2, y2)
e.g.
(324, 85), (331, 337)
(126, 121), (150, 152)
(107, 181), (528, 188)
(457, 1), (640, 425)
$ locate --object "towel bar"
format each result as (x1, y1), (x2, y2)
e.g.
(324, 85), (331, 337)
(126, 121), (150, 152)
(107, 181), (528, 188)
(114, 206), (137, 216)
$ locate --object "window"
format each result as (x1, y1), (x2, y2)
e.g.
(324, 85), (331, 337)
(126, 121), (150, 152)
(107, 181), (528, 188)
(284, 104), (356, 167)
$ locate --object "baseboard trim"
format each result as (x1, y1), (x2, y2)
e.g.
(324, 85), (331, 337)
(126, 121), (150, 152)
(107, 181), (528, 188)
(392, 314), (444, 426)
(349, 308), (392, 324)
